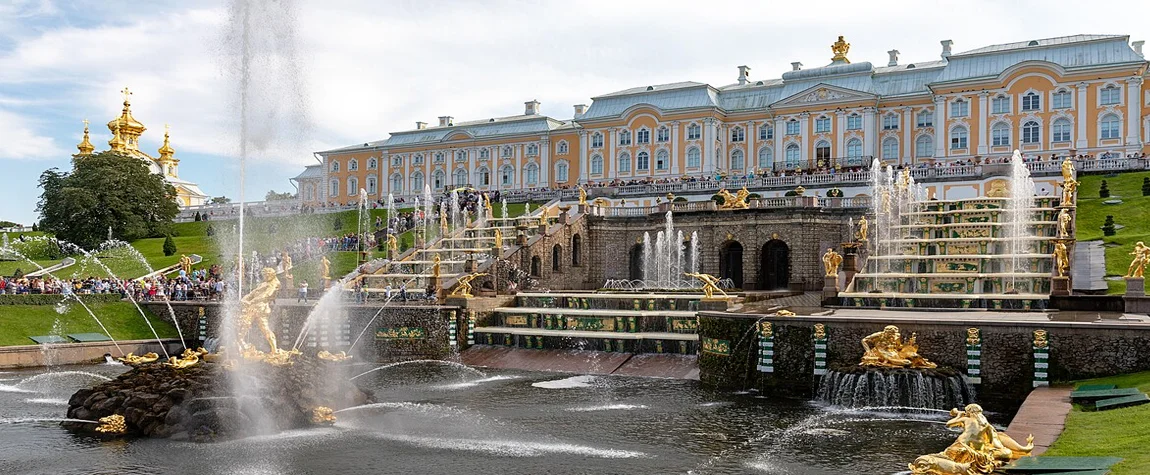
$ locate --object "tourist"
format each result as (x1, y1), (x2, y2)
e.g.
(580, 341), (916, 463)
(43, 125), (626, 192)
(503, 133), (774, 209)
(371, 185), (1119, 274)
(385, 283), (392, 301)
(399, 283), (408, 302)
(298, 281), (309, 302)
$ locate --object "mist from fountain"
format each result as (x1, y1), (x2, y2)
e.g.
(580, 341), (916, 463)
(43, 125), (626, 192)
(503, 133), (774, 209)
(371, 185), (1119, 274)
(98, 239), (185, 350)
(1006, 150), (1037, 291)
(423, 185), (434, 243)
(501, 199), (508, 220)
(690, 231), (699, 275)
(627, 211), (699, 290)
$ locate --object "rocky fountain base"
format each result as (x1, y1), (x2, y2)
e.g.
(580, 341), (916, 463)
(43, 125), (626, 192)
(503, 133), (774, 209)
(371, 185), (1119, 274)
(816, 366), (974, 410)
(61, 353), (371, 441)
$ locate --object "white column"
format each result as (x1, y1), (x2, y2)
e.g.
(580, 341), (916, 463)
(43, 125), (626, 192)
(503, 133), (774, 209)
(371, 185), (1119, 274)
(609, 129), (617, 179)
(798, 112), (810, 167)
(977, 92), (989, 155)
(1127, 77), (1143, 148)
(933, 97), (946, 158)
(466, 149), (475, 188)
(774, 116), (785, 168)
(835, 113), (845, 166)
(862, 108), (876, 161)
(578, 131), (588, 184)
(746, 120), (756, 172)
(670, 121), (680, 174)
(703, 118), (717, 174)
(1076, 82), (1089, 149)
(903, 106), (913, 165)
(539, 138), (550, 186)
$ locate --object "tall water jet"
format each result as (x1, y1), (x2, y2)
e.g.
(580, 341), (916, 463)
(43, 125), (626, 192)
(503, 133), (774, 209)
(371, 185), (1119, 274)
(1006, 150), (1037, 291)
(690, 231), (699, 273)
(501, 198), (508, 220)
(423, 185), (434, 241)
(641, 232), (652, 282)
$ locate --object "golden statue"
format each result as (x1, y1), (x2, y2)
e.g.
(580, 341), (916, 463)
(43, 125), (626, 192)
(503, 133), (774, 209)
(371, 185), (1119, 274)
(321, 255), (331, 282)
(281, 251), (293, 280)
(449, 272), (488, 298)
(117, 352), (159, 365)
(1057, 208), (1072, 238)
(822, 248), (843, 277)
(857, 215), (869, 241)
(774, 309), (795, 317)
(716, 187), (751, 209)
(860, 325), (936, 369)
(897, 168), (911, 192)
(685, 272), (727, 299)
(831, 35), (850, 62)
(484, 195), (494, 220)
(1126, 241), (1149, 278)
(238, 267), (282, 355)
(95, 414), (127, 434)
(578, 186), (587, 205)
(431, 254), (441, 281)
(439, 207), (449, 236)
(178, 254), (193, 275)
(1061, 156), (1075, 183)
(493, 228), (503, 249)
(1053, 241), (1070, 277)
(311, 406), (336, 425)
(317, 350), (352, 362)
(881, 188), (893, 214)
(1060, 178), (1079, 206)
(164, 348), (202, 368)
(907, 404), (1033, 475)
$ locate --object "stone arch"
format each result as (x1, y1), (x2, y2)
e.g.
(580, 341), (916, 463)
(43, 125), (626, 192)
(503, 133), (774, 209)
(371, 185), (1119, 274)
(571, 234), (582, 267)
(628, 244), (643, 280)
(531, 256), (541, 277)
(760, 239), (790, 290)
(552, 244), (563, 272)
(719, 240), (744, 289)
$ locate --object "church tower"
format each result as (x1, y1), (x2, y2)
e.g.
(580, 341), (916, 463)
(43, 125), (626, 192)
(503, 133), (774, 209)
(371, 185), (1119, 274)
(157, 125), (179, 177)
(75, 119), (95, 157)
(106, 86), (146, 152)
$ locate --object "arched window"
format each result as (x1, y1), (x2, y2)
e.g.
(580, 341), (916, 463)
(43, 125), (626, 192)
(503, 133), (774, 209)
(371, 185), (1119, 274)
(479, 148), (490, 160)
(1053, 89), (1072, 109)
(815, 116), (831, 133)
(786, 119), (800, 135)
(592, 132), (604, 148)
(455, 150), (467, 162)
(434, 152), (445, 163)
(552, 245), (562, 272)
(1052, 118), (1072, 143)
(916, 110), (933, 128)
(477, 167), (491, 187)
(347, 176), (358, 195)
(759, 124), (773, 140)
(992, 123), (1010, 146)
(687, 123), (701, 140)
(502, 146), (513, 158)
(687, 147), (701, 168)
(432, 169), (445, 190)
(991, 95), (1010, 114)
(410, 171), (424, 190)
(571, 234), (582, 266)
(526, 143), (539, 156)
(656, 126), (669, 142)
(618, 152), (631, 172)
(368, 157), (377, 169)
(525, 163), (539, 186)
(882, 113), (899, 130)
(784, 143), (800, 167)
(758, 147), (772, 168)
(636, 128), (650, 144)
(730, 126), (745, 142)
(390, 174), (403, 193)
(656, 150), (669, 170)
(500, 165), (514, 186)
(591, 155), (603, 175)
(348, 159), (358, 171)
(453, 168), (468, 186)
(730, 149), (744, 170)
(847, 113), (862, 130)
(1022, 121), (1040, 144)
(636, 151), (650, 171)
(557, 140), (569, 154)
(413, 153), (424, 165)
(556, 161), (569, 182)
(915, 135), (933, 158)
(950, 126), (968, 149)
(881, 137), (898, 160)
(1100, 85), (1121, 105)
(1101, 114), (1121, 139)
(814, 140), (830, 164)
(366, 176), (377, 194)
(619, 130), (632, 145)
(531, 256), (541, 277)
(1022, 92), (1041, 111)
(330, 160), (340, 172)
(845, 138), (863, 163)
(329, 179), (339, 197)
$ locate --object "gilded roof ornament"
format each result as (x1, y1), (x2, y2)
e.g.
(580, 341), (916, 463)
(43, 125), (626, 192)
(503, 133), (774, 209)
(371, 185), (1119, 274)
(831, 35), (851, 63)
(75, 119), (95, 156)
(107, 85), (146, 144)
(108, 123), (126, 151)
(158, 124), (176, 160)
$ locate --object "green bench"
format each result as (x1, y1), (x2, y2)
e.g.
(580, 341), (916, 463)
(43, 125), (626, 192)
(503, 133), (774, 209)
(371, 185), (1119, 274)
(1095, 393), (1150, 411)
(66, 333), (112, 342)
(1003, 455), (1122, 473)
(1076, 384), (1117, 391)
(28, 335), (69, 344)
(1069, 388), (1142, 403)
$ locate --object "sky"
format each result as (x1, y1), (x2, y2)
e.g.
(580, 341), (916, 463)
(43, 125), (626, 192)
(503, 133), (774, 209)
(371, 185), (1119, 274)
(1, 0), (1148, 225)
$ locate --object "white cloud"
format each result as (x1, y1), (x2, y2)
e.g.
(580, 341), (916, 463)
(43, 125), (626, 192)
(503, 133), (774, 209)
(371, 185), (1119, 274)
(0, 108), (67, 160)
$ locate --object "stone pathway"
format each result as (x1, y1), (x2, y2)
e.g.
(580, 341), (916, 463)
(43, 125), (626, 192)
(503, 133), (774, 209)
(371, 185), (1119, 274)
(1006, 386), (1073, 456)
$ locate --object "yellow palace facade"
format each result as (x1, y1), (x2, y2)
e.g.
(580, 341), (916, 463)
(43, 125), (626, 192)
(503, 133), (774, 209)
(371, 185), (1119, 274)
(298, 34), (1148, 205)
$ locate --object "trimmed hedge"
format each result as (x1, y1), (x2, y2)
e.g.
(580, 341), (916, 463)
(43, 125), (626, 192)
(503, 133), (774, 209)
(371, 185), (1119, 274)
(0, 293), (123, 306)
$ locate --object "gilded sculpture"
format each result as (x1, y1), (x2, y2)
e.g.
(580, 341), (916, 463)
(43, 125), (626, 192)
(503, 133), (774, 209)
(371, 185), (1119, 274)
(1033, 330), (1048, 349)
(493, 228), (503, 249)
(1061, 156), (1075, 183)
(95, 414), (127, 434)
(1125, 241), (1150, 278)
(1060, 178), (1079, 206)
(716, 187), (751, 209)
(813, 323), (827, 340)
(117, 352), (160, 365)
(685, 272), (727, 299)
(1053, 241), (1070, 277)
(758, 321), (773, 338)
(311, 406), (336, 425)
(831, 35), (850, 62)
(822, 248), (843, 277)
(907, 404), (1033, 475)
(386, 234), (398, 256)
(439, 207), (449, 236)
(238, 268), (287, 360)
(431, 254), (441, 281)
(321, 255), (331, 282)
(881, 188), (893, 214)
(1057, 208), (1072, 238)
(966, 328), (981, 346)
(856, 215), (869, 241)
(281, 251), (293, 280)
(860, 325), (936, 369)
(578, 186), (587, 205)
(178, 254), (193, 275)
(449, 272), (488, 298)
(165, 348), (203, 368)
(317, 350), (352, 362)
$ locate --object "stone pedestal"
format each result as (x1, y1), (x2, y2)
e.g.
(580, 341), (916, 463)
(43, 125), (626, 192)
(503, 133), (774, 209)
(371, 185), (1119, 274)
(578, 203), (589, 215)
(445, 296), (470, 309)
(1126, 277), (1145, 297)
(464, 257), (478, 273)
(1051, 276), (1071, 296)
(698, 298), (730, 312)
(822, 275), (839, 304)
(843, 254), (858, 273)
(516, 233), (528, 246)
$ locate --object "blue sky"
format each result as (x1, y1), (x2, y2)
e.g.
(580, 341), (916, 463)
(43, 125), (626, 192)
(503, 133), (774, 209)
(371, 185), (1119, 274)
(1, 0), (1147, 225)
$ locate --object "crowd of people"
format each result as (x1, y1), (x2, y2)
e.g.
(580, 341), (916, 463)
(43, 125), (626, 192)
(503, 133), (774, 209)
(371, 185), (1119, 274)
(0, 275), (126, 295)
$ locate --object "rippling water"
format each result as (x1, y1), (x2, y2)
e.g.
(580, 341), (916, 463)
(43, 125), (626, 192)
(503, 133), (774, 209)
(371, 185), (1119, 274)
(0, 363), (959, 475)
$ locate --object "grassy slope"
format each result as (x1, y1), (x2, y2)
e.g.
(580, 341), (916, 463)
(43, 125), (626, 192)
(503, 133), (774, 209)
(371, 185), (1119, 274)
(1044, 371), (1150, 474)
(1073, 171), (1150, 294)
(0, 302), (177, 346)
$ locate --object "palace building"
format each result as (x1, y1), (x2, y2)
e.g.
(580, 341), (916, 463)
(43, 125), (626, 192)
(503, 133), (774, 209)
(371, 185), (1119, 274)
(297, 34), (1149, 206)
(74, 88), (209, 207)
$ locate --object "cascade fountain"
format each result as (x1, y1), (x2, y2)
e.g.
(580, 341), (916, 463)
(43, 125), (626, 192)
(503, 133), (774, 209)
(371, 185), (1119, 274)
(612, 211), (703, 290)
(1006, 150), (1037, 291)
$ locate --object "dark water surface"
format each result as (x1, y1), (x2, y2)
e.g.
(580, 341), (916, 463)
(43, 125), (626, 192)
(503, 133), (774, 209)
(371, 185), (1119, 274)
(0, 363), (958, 475)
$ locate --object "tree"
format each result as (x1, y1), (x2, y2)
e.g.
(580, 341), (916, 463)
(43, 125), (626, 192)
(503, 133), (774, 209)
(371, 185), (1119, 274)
(0, 220), (18, 228)
(1099, 180), (1110, 198)
(37, 151), (179, 249)
(210, 196), (232, 204)
(194, 211), (202, 222)
(162, 234), (178, 256)
(333, 214), (343, 231)
(265, 190), (295, 201)
(31, 222), (38, 232)
(1102, 215), (1116, 236)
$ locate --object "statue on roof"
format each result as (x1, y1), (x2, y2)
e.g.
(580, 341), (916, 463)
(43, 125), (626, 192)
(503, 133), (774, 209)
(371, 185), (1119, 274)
(831, 35), (851, 63)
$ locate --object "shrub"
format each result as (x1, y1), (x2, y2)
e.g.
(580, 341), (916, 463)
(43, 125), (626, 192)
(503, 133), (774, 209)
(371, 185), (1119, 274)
(747, 193), (761, 200)
(710, 194), (724, 205)
(1102, 215), (1116, 236)
(673, 197), (687, 203)
(1142, 177), (1149, 196)
(162, 234), (177, 256)
(1099, 180), (1110, 198)
(333, 214), (343, 231)
(0, 293), (122, 305)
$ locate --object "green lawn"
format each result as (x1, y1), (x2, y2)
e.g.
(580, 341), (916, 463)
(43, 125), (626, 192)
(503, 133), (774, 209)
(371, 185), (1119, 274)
(1045, 371), (1150, 474)
(0, 301), (178, 347)
(1074, 171), (1150, 294)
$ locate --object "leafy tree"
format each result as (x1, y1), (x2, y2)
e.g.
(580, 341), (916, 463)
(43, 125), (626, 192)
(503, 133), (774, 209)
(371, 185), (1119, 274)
(333, 214), (343, 231)
(265, 190), (295, 201)
(0, 220), (18, 228)
(31, 222), (38, 232)
(193, 211), (202, 222)
(1102, 215), (1116, 236)
(210, 196), (232, 204)
(37, 151), (178, 249)
(1099, 180), (1110, 198)
(162, 234), (177, 256)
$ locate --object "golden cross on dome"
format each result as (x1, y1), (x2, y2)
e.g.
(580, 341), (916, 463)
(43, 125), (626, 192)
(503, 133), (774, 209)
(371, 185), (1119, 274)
(121, 86), (132, 103)
(82, 119), (89, 128)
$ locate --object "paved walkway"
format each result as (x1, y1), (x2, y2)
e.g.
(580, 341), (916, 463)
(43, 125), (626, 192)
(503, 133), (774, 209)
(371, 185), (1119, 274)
(1006, 386), (1073, 456)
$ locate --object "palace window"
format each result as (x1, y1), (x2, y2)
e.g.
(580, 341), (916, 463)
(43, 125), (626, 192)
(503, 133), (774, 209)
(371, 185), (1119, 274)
(815, 141), (830, 164)
(915, 135), (933, 158)
(1022, 121), (1041, 144)
(434, 152), (445, 164)
(477, 167), (490, 186)
(391, 156), (401, 167)
(557, 140), (569, 154)
(730, 126), (745, 142)
(410, 172), (424, 190)
(951, 99), (969, 118)
(366, 176), (377, 194)
(687, 147), (701, 168)
(882, 113), (899, 130)
(525, 163), (539, 186)
(453, 168), (468, 186)
(500, 165), (514, 186)
(785, 119), (800, 135)
(455, 150), (467, 162)
(636, 151), (650, 171)
(881, 137), (898, 160)
(784, 143), (800, 167)
(687, 123), (701, 140)
(759, 124), (773, 140)
(591, 155), (603, 175)
(329, 179), (339, 197)
(815, 116), (831, 133)
(390, 174), (403, 193)
(992, 123), (1010, 146)
(730, 149), (744, 170)
(502, 146), (513, 158)
(1052, 119), (1072, 143)
(636, 128), (650, 144)
(847, 114), (862, 130)
(330, 160), (340, 172)
(992, 95), (1010, 114)
(368, 157), (378, 170)
(1022, 92), (1040, 111)
(656, 150), (669, 170)
(348, 159), (359, 171)
(413, 154), (424, 165)
(1052, 90), (1072, 109)
(618, 153), (630, 172)
(845, 138), (862, 163)
(619, 130), (632, 146)
(1101, 85), (1121, 105)
(916, 111), (933, 128)
(479, 148), (490, 160)
(556, 161), (569, 182)
(433, 170), (445, 190)
(1101, 114), (1121, 139)
(758, 147), (772, 168)
(526, 143), (539, 156)
(950, 126), (968, 149)
(656, 126), (669, 143)
(592, 132), (604, 148)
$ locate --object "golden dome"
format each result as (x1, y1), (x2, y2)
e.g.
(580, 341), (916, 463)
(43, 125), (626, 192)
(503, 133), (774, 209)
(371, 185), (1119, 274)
(106, 87), (146, 143)
(158, 125), (176, 161)
(75, 119), (95, 156)
(108, 123), (126, 151)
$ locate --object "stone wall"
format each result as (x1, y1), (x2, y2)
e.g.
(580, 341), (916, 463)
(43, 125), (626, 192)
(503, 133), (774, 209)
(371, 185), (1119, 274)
(512, 213), (594, 290)
(698, 312), (1150, 408)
